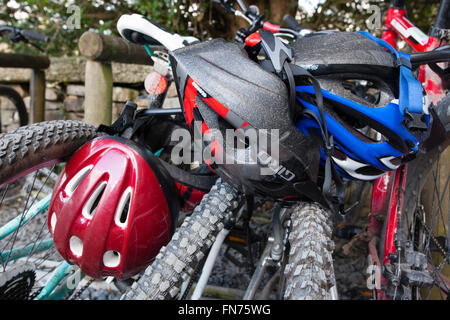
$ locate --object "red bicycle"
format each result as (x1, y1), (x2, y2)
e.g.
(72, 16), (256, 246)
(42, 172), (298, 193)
(367, 0), (450, 300)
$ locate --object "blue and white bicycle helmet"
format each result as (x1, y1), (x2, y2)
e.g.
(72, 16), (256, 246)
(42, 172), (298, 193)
(294, 31), (425, 181)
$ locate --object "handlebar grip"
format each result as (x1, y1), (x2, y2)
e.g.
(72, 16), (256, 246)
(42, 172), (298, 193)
(283, 14), (305, 32)
(410, 46), (450, 66)
(20, 30), (48, 43)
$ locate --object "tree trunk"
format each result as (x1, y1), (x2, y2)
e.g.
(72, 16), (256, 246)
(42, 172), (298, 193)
(208, 0), (298, 40)
(267, 0), (298, 24)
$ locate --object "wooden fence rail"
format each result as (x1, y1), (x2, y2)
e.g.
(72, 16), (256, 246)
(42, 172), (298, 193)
(0, 52), (49, 123)
(78, 31), (155, 126)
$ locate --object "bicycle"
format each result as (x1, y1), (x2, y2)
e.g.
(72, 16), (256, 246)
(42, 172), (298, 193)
(116, 0), (450, 300)
(360, 0), (450, 300)
(0, 26), (48, 133)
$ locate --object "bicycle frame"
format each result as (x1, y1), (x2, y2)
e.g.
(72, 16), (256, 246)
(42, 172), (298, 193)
(382, 0), (449, 104)
(369, 0), (449, 300)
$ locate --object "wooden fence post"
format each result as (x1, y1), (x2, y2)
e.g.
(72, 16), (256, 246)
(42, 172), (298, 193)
(84, 60), (113, 126)
(78, 31), (155, 127)
(30, 69), (46, 123)
(0, 53), (50, 124)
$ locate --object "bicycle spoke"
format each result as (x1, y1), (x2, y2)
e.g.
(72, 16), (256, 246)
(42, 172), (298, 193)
(21, 166), (56, 263)
(424, 166), (449, 257)
(431, 171), (449, 246)
(0, 164), (62, 299)
(426, 260), (447, 299)
(0, 184), (10, 207)
(33, 250), (61, 281)
(26, 215), (52, 263)
(0, 119), (97, 299)
(1, 170), (39, 271)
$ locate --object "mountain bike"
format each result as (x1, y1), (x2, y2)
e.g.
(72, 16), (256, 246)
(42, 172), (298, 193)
(0, 0), (448, 300)
(0, 26), (48, 133)
(119, 0), (449, 300)
(361, 0), (450, 300)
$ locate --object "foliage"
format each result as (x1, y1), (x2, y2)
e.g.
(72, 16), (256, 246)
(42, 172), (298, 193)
(298, 0), (441, 36)
(0, 0), (211, 56)
(0, 0), (444, 57)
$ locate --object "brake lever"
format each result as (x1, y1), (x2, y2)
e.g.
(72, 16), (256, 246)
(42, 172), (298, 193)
(5, 28), (23, 43)
(4, 28), (45, 52)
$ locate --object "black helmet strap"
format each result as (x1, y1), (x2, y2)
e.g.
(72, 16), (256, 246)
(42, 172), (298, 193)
(258, 30), (345, 214)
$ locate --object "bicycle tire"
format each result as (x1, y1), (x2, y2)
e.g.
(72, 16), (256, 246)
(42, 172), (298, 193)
(0, 120), (98, 186)
(0, 120), (98, 299)
(0, 85), (29, 131)
(283, 202), (337, 300)
(121, 178), (241, 300)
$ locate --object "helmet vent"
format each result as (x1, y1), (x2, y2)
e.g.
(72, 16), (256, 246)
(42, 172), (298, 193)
(50, 212), (57, 233)
(103, 250), (121, 268)
(342, 79), (381, 105)
(82, 181), (107, 220)
(115, 187), (132, 228)
(69, 236), (83, 257)
(65, 165), (93, 196)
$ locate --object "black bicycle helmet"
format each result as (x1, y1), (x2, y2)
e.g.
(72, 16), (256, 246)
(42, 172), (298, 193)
(169, 31), (424, 206)
(170, 38), (326, 204)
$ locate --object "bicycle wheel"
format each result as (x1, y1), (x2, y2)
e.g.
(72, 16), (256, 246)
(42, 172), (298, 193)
(0, 85), (28, 133)
(383, 95), (450, 300)
(283, 202), (338, 300)
(122, 178), (241, 300)
(0, 120), (98, 300)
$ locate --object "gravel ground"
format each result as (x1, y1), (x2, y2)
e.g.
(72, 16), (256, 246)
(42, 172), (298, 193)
(333, 181), (373, 300)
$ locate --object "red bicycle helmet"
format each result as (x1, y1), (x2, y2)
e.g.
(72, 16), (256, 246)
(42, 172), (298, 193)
(48, 136), (179, 280)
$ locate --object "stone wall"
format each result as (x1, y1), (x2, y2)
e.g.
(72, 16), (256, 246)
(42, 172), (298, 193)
(0, 56), (180, 126)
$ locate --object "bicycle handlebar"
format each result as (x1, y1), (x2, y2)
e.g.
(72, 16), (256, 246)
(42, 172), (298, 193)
(20, 29), (48, 43)
(410, 45), (450, 66)
(215, 0), (306, 40)
(0, 26), (48, 43)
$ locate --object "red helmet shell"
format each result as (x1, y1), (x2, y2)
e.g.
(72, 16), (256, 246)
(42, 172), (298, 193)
(48, 136), (179, 280)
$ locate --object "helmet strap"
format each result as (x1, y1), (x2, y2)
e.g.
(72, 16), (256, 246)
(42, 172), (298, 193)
(257, 30), (346, 213)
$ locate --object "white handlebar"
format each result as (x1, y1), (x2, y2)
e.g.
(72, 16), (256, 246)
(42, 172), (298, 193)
(117, 14), (198, 51)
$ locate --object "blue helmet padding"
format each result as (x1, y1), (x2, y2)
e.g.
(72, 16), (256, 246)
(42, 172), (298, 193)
(298, 118), (379, 180)
(296, 85), (419, 151)
(295, 99), (401, 171)
(357, 31), (424, 115)
(295, 86), (420, 169)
